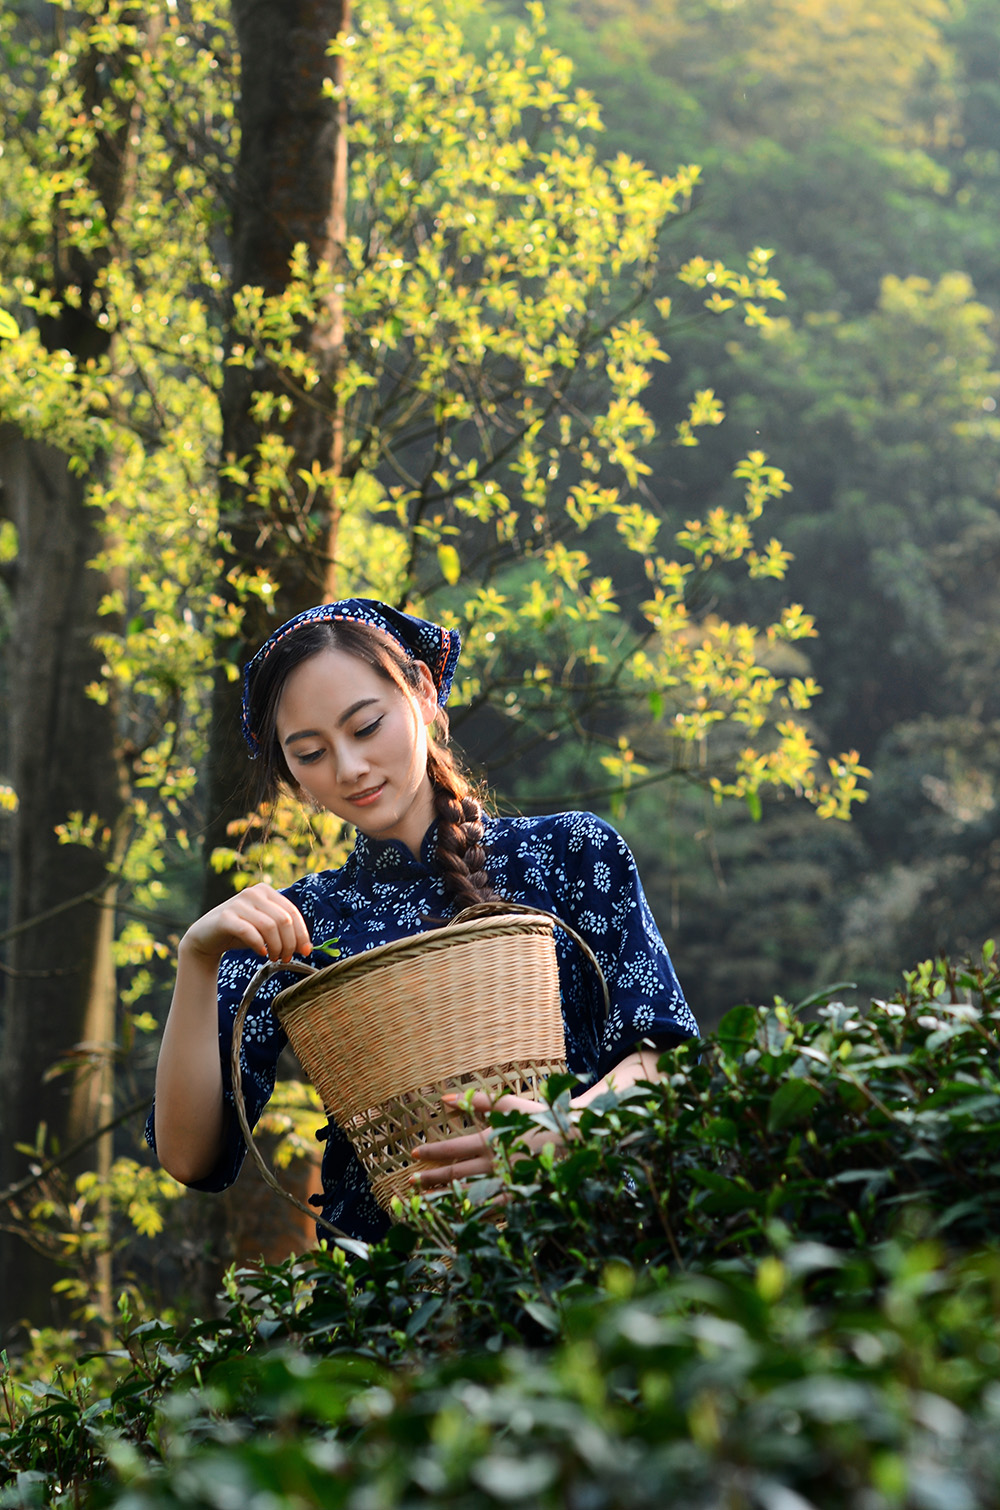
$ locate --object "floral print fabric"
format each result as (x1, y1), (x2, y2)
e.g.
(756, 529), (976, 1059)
(146, 811), (696, 1242)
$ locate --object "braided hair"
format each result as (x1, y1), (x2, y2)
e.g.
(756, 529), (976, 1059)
(426, 744), (498, 910)
(245, 618), (498, 910)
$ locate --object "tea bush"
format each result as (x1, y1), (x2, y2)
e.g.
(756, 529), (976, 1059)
(2, 945), (999, 1507)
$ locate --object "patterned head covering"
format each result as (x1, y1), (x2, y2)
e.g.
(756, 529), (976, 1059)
(241, 598), (462, 757)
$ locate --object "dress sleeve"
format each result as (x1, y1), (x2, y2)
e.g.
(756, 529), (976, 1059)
(551, 812), (698, 1080)
(144, 945), (295, 1194)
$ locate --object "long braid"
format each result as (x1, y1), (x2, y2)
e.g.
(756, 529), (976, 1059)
(427, 744), (499, 910)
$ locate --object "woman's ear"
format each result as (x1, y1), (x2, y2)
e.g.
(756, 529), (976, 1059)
(413, 661), (439, 727)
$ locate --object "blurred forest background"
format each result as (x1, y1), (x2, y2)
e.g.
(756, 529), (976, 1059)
(0, 0), (997, 1337)
(540, 0), (1000, 1015)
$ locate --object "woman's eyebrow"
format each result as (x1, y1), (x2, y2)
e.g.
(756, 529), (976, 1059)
(283, 698), (380, 745)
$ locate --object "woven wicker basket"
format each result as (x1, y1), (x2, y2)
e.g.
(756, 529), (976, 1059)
(231, 903), (608, 1239)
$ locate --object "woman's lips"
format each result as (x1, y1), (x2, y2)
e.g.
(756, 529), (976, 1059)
(347, 782), (385, 807)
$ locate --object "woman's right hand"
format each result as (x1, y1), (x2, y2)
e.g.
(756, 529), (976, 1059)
(181, 884), (313, 966)
(155, 884), (312, 1186)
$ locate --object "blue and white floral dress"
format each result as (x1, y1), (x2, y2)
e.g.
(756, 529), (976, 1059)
(146, 811), (697, 1241)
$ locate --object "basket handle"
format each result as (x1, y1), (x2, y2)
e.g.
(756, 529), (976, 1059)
(446, 900), (612, 1023)
(230, 959), (353, 1243)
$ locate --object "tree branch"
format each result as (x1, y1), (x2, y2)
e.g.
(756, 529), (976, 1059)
(0, 1096), (151, 1211)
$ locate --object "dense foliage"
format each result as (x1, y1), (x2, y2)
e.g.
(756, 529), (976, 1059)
(2, 943), (999, 1506)
(1, 10), (998, 1502)
(0, 0), (872, 1333)
(0, 0), (859, 854)
(535, 0), (1000, 1015)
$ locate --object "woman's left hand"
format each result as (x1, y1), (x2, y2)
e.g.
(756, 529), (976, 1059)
(407, 1047), (668, 1190)
(408, 1090), (561, 1189)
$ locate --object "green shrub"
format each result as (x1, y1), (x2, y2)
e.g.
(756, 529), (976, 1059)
(2, 944), (999, 1507)
(11, 1245), (1000, 1509)
(290, 939), (1000, 1360)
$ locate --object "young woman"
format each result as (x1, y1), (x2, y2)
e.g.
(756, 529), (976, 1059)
(149, 599), (698, 1241)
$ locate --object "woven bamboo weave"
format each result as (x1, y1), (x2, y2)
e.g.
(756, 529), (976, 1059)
(272, 911), (570, 1212)
(231, 904), (609, 1226)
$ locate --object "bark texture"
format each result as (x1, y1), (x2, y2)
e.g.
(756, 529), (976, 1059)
(0, 4), (150, 1335)
(202, 0), (349, 912)
(0, 433), (127, 1334)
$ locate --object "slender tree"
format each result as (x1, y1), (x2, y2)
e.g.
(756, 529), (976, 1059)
(0, 5), (156, 1331)
(202, 0), (351, 913)
(0, 0), (234, 1330)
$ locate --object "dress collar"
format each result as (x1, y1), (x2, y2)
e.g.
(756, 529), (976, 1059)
(352, 822), (438, 878)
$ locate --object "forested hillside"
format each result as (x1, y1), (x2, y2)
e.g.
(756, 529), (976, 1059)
(0, 0), (996, 1386)
(2, 3), (1000, 1505)
(536, 0), (1000, 1014)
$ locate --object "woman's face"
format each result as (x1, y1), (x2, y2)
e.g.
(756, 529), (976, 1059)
(275, 647), (439, 856)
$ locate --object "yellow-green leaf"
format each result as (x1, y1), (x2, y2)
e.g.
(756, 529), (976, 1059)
(437, 543), (461, 585)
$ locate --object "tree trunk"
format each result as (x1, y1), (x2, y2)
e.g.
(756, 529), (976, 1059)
(0, 433), (128, 1336)
(202, 0), (349, 912)
(0, 3), (159, 1337)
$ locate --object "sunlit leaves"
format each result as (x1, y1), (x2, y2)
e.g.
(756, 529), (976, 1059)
(600, 736), (649, 820)
(677, 248), (787, 329)
(738, 0), (955, 140)
(211, 798), (353, 892)
(437, 542), (462, 586)
(233, 0), (700, 614)
(0, 3), (242, 1075)
(74, 1158), (184, 1244)
(257, 1079), (327, 1169)
(674, 387), (725, 447)
(0, 0), (865, 964)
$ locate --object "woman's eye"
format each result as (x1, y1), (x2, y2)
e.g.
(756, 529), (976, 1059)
(357, 717), (383, 739)
(296, 749), (323, 765)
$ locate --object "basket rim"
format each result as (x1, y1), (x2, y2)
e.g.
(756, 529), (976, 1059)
(273, 910), (557, 1016)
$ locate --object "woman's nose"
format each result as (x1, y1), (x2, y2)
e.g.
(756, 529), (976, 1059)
(333, 740), (370, 784)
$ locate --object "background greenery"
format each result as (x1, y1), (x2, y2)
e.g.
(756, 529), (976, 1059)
(4, 944), (1000, 1505)
(535, 0), (1000, 1015)
(0, 0), (997, 1494)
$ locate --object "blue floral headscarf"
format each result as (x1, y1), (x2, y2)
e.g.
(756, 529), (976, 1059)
(241, 599), (462, 757)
